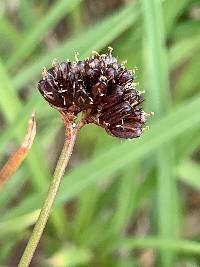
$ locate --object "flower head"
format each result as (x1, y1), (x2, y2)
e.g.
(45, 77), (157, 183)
(38, 48), (152, 139)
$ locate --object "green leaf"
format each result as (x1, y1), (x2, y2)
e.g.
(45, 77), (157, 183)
(1, 94), (200, 225)
(113, 165), (140, 234)
(0, 58), (66, 239)
(47, 245), (92, 267)
(0, 210), (40, 237)
(12, 2), (139, 91)
(169, 34), (200, 71)
(175, 51), (200, 100)
(108, 236), (200, 255)
(6, 0), (83, 68)
(141, 0), (177, 265)
(177, 159), (200, 190)
(164, 0), (191, 34)
(0, 16), (22, 49)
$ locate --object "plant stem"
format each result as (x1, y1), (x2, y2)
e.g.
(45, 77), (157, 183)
(18, 121), (81, 267)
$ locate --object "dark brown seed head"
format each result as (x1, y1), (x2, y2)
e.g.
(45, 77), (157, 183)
(38, 48), (152, 139)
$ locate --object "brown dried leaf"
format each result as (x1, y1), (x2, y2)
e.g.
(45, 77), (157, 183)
(0, 113), (36, 189)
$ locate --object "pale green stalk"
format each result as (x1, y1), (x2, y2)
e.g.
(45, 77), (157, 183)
(18, 120), (82, 267)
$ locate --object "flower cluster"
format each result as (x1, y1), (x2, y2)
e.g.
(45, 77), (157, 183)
(38, 48), (151, 139)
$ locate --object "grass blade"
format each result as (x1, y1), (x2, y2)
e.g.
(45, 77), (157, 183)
(141, 0), (178, 265)
(6, 0), (83, 68)
(0, 58), (67, 239)
(12, 2), (139, 91)
(1, 94), (200, 224)
(109, 237), (200, 255)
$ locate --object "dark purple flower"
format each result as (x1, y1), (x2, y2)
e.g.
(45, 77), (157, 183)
(38, 48), (152, 139)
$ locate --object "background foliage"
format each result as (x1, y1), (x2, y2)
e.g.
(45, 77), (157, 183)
(0, 0), (200, 266)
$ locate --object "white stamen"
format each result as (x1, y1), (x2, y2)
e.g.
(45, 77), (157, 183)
(145, 111), (154, 116)
(138, 90), (145, 95)
(122, 60), (128, 65)
(52, 58), (59, 67)
(100, 75), (107, 81)
(142, 126), (150, 132)
(75, 52), (79, 61)
(108, 46), (113, 56)
(42, 67), (48, 79)
(92, 50), (100, 56)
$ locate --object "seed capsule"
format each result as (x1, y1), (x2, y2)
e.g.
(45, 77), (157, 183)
(107, 122), (142, 139)
(38, 48), (151, 139)
(99, 101), (132, 125)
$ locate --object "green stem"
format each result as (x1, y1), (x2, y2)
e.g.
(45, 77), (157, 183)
(18, 121), (81, 267)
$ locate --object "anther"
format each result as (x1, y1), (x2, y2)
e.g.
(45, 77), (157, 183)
(108, 46), (113, 56)
(142, 126), (150, 132)
(52, 58), (59, 67)
(42, 67), (48, 79)
(138, 90), (145, 95)
(99, 75), (107, 81)
(122, 60), (128, 65)
(92, 50), (100, 56)
(145, 111), (154, 117)
(75, 52), (79, 61)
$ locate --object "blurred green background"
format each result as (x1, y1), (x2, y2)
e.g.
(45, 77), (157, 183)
(0, 0), (200, 266)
